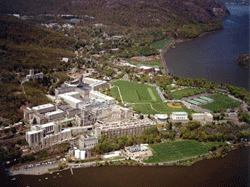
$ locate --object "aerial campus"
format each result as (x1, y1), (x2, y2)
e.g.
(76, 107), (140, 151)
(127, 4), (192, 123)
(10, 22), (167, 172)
(6, 65), (250, 175)
(0, 0), (249, 179)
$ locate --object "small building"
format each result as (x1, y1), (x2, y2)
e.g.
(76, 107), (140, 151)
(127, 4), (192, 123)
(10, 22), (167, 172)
(192, 112), (213, 123)
(136, 66), (161, 74)
(79, 135), (98, 149)
(204, 112), (213, 122)
(155, 114), (168, 124)
(111, 35), (124, 40)
(170, 112), (188, 123)
(26, 69), (44, 81)
(129, 146), (141, 153)
(192, 113), (205, 122)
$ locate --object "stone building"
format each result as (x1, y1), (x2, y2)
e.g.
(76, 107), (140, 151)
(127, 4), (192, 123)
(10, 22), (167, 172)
(154, 114), (168, 124)
(79, 135), (98, 149)
(26, 69), (44, 81)
(75, 110), (96, 126)
(94, 119), (155, 137)
(192, 112), (213, 123)
(170, 112), (188, 123)
(26, 122), (72, 149)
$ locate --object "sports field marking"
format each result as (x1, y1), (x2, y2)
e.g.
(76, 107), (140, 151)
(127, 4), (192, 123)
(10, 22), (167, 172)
(167, 103), (182, 109)
(147, 88), (156, 101)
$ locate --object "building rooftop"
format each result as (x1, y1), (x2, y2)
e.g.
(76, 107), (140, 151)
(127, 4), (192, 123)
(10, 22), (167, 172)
(26, 129), (43, 135)
(192, 113), (205, 116)
(40, 122), (55, 128)
(90, 91), (115, 101)
(59, 92), (83, 104)
(45, 109), (64, 116)
(155, 114), (168, 119)
(172, 112), (188, 115)
(32, 103), (54, 110)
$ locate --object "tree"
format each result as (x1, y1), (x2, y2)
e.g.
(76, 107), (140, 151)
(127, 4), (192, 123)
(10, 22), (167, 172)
(11, 127), (17, 134)
(239, 111), (250, 124)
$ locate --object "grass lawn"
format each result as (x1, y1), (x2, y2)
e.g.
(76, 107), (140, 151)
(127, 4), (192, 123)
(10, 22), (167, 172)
(133, 104), (158, 115)
(111, 81), (162, 103)
(110, 86), (120, 100)
(167, 88), (206, 99)
(111, 81), (192, 114)
(201, 93), (241, 112)
(145, 140), (225, 163)
(151, 39), (172, 49)
(128, 58), (163, 68)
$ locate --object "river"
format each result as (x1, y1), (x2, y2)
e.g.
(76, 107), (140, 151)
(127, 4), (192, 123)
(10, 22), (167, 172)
(11, 146), (250, 187)
(165, 5), (250, 91)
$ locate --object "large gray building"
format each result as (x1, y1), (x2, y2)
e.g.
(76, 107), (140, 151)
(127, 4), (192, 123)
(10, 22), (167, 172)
(26, 122), (72, 149)
(79, 135), (98, 149)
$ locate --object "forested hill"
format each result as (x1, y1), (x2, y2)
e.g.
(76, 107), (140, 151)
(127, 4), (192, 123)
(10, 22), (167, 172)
(1, 0), (229, 35)
(0, 15), (75, 123)
(0, 15), (75, 73)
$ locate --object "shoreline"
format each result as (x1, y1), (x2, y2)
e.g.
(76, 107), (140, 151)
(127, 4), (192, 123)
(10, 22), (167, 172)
(160, 29), (224, 75)
(10, 142), (249, 176)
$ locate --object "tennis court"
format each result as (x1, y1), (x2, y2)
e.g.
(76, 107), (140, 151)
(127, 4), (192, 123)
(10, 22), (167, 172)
(193, 98), (208, 104)
(199, 96), (213, 102)
(187, 100), (201, 105)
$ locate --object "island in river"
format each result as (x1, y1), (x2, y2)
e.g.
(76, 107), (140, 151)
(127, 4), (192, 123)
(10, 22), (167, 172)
(236, 53), (250, 68)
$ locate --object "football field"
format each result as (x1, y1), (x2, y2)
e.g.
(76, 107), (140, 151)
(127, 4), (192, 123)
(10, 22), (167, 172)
(111, 80), (162, 103)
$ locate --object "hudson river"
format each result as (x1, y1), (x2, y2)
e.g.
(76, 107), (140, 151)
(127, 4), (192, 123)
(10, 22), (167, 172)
(13, 146), (250, 187)
(165, 5), (249, 91)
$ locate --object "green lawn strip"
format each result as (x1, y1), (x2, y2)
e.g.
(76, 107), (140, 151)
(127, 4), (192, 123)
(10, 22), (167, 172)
(145, 140), (224, 163)
(128, 59), (163, 68)
(201, 93), (241, 112)
(112, 81), (162, 103)
(110, 86), (120, 99)
(151, 39), (172, 49)
(167, 88), (206, 99)
(132, 103), (159, 115)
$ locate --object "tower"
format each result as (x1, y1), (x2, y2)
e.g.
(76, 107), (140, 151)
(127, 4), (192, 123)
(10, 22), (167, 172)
(30, 69), (34, 76)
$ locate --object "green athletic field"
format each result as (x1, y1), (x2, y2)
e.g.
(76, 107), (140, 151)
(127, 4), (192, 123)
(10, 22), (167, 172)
(151, 39), (172, 49)
(201, 93), (241, 112)
(145, 140), (225, 163)
(111, 81), (191, 114)
(111, 80), (162, 103)
(128, 58), (162, 68)
(167, 88), (206, 99)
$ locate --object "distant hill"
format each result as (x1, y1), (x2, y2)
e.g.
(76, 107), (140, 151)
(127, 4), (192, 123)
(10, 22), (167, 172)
(0, 0), (230, 39)
(1, 0), (229, 27)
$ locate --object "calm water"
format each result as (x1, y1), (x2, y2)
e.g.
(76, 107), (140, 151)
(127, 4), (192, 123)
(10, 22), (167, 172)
(165, 5), (250, 91)
(13, 146), (250, 187)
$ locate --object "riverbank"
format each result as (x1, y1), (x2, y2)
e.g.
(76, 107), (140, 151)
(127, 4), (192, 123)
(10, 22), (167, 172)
(10, 142), (249, 176)
(160, 29), (224, 75)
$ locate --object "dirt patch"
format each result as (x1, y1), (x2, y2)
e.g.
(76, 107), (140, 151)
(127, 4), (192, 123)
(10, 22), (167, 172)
(167, 103), (182, 108)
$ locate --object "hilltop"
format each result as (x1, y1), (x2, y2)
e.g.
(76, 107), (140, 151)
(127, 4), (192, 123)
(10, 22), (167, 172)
(1, 0), (230, 38)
